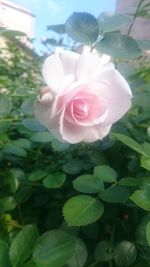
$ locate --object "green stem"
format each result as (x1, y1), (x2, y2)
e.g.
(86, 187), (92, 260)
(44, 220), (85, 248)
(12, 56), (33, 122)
(0, 118), (21, 122)
(127, 0), (145, 36)
(9, 219), (24, 229)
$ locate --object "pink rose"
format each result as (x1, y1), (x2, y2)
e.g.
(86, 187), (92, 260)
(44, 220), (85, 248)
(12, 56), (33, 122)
(34, 50), (132, 144)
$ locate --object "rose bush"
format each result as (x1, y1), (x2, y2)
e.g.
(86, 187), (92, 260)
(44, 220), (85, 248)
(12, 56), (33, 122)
(34, 50), (132, 143)
(1, 7), (150, 267)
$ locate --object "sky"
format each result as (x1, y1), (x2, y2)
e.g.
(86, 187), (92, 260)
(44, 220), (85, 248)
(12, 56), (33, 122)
(10, 0), (117, 53)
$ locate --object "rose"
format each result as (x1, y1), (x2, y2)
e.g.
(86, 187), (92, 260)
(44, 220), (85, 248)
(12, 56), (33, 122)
(34, 50), (132, 144)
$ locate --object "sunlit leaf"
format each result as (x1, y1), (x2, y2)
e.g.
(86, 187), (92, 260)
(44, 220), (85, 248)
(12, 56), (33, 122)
(66, 12), (99, 44)
(96, 33), (141, 59)
(63, 195), (104, 226)
(130, 190), (150, 211)
(98, 13), (132, 33)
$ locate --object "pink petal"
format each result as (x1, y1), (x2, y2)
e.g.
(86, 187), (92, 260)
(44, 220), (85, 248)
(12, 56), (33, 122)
(65, 92), (108, 126)
(59, 50), (79, 75)
(38, 92), (53, 106)
(92, 69), (132, 124)
(42, 53), (64, 92)
(83, 124), (112, 143)
(59, 110), (87, 143)
(75, 53), (101, 81)
(42, 50), (79, 93)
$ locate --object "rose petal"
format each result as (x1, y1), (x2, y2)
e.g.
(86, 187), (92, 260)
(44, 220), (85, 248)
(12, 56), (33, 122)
(65, 93), (108, 126)
(59, 109), (112, 144)
(49, 127), (65, 142)
(42, 50), (79, 93)
(59, 50), (79, 74)
(36, 50), (132, 144)
(93, 68), (132, 124)
(83, 124), (112, 143)
(59, 109), (86, 143)
(34, 102), (62, 134)
(76, 53), (101, 81)
(42, 53), (64, 92)
(38, 93), (53, 105)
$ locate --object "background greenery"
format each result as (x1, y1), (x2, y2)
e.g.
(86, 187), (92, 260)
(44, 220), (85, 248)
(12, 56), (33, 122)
(1, 1), (150, 266)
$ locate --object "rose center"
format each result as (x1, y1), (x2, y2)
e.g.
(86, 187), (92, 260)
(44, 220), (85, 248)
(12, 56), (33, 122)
(72, 99), (89, 118)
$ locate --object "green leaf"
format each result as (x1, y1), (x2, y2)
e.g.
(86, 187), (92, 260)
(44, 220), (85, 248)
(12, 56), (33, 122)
(43, 172), (66, 189)
(63, 195), (104, 226)
(21, 98), (34, 115)
(96, 33), (141, 59)
(67, 237), (87, 267)
(137, 40), (150, 51)
(63, 160), (82, 174)
(136, 216), (150, 246)
(28, 169), (47, 181)
(8, 168), (25, 181)
(112, 133), (148, 156)
(130, 190), (150, 211)
(31, 132), (54, 143)
(14, 138), (31, 150)
(95, 240), (114, 262)
(47, 24), (66, 34)
(33, 230), (75, 267)
(0, 240), (11, 267)
(9, 225), (39, 267)
(114, 241), (137, 266)
(0, 95), (12, 115)
(146, 221), (150, 246)
(2, 29), (26, 38)
(0, 26), (10, 35)
(142, 142), (150, 157)
(66, 12), (99, 44)
(94, 165), (117, 182)
(0, 196), (16, 211)
(98, 13), (132, 33)
(118, 177), (142, 187)
(0, 121), (10, 133)
(99, 186), (130, 203)
(23, 261), (36, 267)
(3, 143), (27, 157)
(51, 139), (70, 151)
(5, 169), (20, 193)
(14, 87), (32, 96)
(73, 174), (104, 193)
(22, 118), (46, 132)
(141, 156), (150, 171)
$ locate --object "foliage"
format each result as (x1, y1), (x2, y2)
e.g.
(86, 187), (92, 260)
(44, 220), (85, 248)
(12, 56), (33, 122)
(1, 1), (150, 266)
